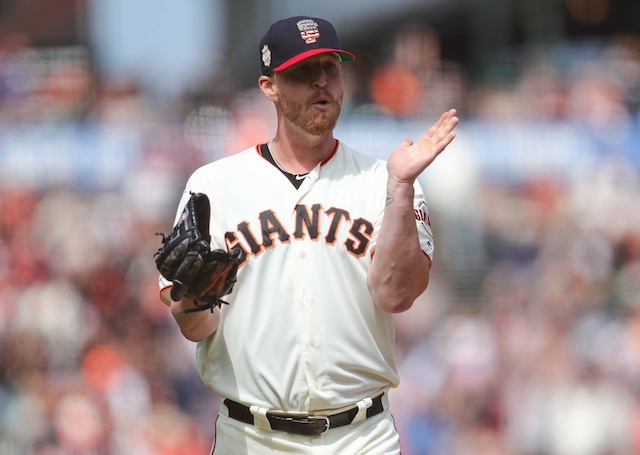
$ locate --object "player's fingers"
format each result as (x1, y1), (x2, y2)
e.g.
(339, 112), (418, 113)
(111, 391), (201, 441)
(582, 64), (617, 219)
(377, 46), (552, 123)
(398, 137), (414, 148)
(424, 125), (457, 157)
(439, 109), (458, 130)
(433, 108), (455, 131)
(422, 122), (451, 147)
(425, 109), (456, 141)
(441, 131), (456, 149)
(442, 114), (459, 137)
(433, 112), (459, 144)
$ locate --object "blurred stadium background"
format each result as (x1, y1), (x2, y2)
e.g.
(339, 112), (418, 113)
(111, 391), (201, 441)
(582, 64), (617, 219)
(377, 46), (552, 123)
(1, 0), (639, 454)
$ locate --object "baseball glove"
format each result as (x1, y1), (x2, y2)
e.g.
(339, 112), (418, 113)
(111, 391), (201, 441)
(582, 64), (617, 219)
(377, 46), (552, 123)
(154, 192), (241, 313)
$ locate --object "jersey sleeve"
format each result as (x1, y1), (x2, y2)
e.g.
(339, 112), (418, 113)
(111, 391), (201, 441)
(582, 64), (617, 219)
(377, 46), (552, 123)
(369, 165), (435, 265)
(413, 179), (435, 265)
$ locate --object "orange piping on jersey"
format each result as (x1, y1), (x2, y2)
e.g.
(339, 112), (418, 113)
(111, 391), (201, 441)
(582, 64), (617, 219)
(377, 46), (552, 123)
(159, 284), (173, 306)
(257, 141), (338, 166)
(425, 252), (433, 270)
(320, 139), (340, 167)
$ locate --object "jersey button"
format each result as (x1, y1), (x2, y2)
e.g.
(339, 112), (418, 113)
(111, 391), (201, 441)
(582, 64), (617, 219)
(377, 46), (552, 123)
(309, 338), (316, 347)
(300, 250), (306, 259)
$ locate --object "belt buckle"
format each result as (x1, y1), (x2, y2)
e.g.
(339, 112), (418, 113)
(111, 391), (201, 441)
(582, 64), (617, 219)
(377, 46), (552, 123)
(308, 415), (330, 435)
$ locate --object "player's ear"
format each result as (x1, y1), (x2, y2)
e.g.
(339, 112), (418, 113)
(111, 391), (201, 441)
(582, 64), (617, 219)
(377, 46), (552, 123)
(258, 75), (278, 102)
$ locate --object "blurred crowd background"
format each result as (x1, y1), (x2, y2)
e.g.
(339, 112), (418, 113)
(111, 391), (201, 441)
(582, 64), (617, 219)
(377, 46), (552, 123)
(1, 0), (640, 454)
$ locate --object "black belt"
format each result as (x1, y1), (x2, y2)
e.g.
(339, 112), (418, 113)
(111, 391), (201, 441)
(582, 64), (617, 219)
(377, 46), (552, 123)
(223, 394), (384, 437)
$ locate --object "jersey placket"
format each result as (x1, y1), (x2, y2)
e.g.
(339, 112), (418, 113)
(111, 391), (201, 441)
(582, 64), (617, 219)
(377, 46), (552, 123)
(289, 178), (328, 409)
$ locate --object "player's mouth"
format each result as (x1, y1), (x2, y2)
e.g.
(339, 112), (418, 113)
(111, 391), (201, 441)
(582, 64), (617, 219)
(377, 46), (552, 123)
(312, 96), (332, 110)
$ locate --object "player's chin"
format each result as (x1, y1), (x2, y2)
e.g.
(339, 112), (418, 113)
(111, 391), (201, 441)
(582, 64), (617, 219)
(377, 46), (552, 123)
(307, 117), (338, 136)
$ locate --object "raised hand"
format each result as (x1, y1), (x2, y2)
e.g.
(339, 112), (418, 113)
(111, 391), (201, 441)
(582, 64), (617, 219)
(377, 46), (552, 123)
(387, 109), (459, 186)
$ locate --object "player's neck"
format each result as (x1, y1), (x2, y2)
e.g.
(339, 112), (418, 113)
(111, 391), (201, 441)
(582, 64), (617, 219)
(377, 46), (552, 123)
(269, 134), (336, 175)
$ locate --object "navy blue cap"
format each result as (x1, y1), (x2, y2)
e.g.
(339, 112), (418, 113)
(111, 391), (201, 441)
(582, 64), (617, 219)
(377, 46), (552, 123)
(259, 16), (355, 76)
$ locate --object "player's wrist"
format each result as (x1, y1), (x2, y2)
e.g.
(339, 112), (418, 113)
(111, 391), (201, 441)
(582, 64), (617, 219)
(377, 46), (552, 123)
(183, 296), (213, 310)
(176, 296), (224, 315)
(171, 296), (204, 316)
(386, 178), (415, 200)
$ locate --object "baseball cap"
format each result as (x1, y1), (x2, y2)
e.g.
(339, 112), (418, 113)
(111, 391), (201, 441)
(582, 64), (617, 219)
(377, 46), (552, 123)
(259, 16), (355, 76)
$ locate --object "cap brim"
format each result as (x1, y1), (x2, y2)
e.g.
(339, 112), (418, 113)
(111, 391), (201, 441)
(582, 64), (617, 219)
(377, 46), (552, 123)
(274, 48), (355, 72)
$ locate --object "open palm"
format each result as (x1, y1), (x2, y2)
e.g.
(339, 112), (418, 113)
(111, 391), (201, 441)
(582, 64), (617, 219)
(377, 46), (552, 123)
(387, 109), (459, 184)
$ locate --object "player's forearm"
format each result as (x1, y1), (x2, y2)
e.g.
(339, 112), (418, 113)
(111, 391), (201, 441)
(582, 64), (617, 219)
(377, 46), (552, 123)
(170, 298), (221, 342)
(368, 183), (430, 313)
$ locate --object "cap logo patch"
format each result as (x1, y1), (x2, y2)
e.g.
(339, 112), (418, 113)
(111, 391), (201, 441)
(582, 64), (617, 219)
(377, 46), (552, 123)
(261, 44), (272, 68)
(297, 19), (320, 44)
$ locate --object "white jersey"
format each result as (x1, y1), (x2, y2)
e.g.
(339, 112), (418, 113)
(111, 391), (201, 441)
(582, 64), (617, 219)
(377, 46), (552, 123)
(166, 141), (434, 413)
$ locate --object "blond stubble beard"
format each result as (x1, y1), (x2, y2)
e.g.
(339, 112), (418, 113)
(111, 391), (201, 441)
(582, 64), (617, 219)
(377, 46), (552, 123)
(279, 92), (342, 136)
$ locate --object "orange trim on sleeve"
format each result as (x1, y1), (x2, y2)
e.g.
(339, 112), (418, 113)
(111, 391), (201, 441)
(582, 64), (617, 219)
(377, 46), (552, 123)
(159, 284), (173, 306)
(424, 252), (433, 270)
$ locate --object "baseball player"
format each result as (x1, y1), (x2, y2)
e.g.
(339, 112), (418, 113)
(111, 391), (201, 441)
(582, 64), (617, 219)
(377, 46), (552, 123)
(158, 16), (458, 454)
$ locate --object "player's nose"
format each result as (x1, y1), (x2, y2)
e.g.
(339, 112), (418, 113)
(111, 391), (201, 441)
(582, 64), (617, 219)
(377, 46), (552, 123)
(313, 76), (328, 88)
(312, 67), (329, 88)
